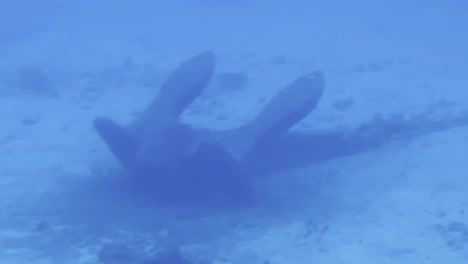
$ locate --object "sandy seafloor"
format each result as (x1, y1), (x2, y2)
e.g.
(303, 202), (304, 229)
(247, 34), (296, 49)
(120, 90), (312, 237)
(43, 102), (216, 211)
(1, 0), (468, 263)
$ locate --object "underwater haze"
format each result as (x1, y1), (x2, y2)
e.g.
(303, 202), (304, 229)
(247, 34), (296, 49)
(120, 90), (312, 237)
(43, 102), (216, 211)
(1, 0), (468, 263)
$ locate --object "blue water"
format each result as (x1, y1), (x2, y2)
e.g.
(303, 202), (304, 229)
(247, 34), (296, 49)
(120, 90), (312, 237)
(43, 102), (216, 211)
(1, 1), (468, 263)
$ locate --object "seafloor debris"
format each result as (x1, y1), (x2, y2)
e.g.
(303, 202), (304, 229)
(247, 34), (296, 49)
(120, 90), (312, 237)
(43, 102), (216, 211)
(435, 221), (468, 250)
(98, 243), (195, 264)
(17, 66), (58, 97)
